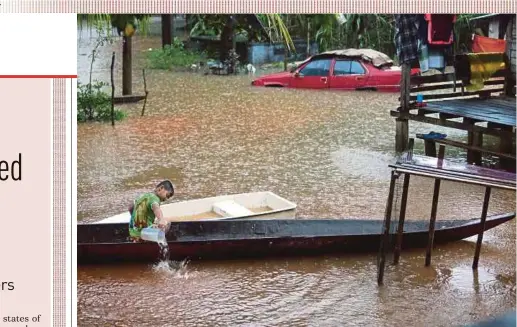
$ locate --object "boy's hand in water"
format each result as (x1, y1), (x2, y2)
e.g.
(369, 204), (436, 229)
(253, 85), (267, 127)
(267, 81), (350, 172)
(153, 218), (168, 231)
(157, 220), (168, 231)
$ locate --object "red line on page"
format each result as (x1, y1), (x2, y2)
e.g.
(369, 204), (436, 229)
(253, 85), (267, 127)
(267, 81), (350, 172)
(0, 75), (77, 78)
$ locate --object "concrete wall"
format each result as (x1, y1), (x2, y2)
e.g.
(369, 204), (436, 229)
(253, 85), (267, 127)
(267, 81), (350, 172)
(248, 41), (319, 65)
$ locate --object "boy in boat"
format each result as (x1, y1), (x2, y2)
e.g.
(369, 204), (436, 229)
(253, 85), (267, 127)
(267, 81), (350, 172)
(128, 180), (175, 241)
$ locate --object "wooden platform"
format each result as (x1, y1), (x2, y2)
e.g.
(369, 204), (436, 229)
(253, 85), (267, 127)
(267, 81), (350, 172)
(415, 136), (516, 160)
(424, 97), (516, 127)
(391, 96), (516, 138)
(392, 153), (516, 190)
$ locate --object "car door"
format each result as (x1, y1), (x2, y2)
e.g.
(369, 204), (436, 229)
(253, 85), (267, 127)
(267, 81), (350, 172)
(291, 58), (332, 89)
(329, 59), (369, 90)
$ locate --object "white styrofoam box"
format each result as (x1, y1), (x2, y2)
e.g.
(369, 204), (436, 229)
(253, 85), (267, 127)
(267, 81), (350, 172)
(213, 200), (254, 217)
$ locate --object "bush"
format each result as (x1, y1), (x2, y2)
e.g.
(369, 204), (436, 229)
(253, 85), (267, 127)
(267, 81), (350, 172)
(77, 81), (126, 122)
(146, 37), (206, 70)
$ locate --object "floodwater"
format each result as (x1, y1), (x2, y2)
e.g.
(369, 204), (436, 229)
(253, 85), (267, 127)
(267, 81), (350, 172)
(77, 32), (516, 327)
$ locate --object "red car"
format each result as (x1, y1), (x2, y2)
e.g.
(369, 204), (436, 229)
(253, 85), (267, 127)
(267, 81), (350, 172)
(251, 49), (419, 92)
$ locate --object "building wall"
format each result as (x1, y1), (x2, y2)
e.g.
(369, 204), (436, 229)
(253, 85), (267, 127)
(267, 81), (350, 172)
(248, 41), (319, 65)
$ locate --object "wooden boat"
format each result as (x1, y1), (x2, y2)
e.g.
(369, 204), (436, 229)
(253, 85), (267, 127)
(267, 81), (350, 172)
(77, 212), (515, 264)
(93, 191), (297, 224)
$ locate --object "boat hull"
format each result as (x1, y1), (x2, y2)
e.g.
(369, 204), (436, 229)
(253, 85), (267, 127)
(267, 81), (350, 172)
(77, 213), (515, 264)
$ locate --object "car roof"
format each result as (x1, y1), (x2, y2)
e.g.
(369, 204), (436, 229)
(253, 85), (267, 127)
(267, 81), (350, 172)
(301, 48), (394, 68)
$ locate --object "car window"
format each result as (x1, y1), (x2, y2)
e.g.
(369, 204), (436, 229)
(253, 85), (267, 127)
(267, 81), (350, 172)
(300, 59), (332, 76)
(333, 60), (352, 75)
(350, 61), (366, 74)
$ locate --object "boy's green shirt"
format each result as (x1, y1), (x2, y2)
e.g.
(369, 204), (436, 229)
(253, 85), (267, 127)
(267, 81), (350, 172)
(129, 192), (161, 238)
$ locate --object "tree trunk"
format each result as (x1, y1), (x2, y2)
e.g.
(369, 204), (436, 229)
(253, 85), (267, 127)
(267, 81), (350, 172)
(220, 16), (234, 63)
(184, 15), (188, 38)
(284, 47), (288, 71)
(122, 36), (132, 95)
(161, 14), (172, 47)
(306, 20), (311, 58)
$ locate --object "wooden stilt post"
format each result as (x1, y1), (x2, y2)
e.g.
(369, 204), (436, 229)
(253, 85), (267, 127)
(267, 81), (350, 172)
(396, 63), (411, 153)
(472, 186), (492, 269)
(110, 52), (116, 127)
(395, 118), (409, 153)
(437, 145), (445, 168)
(407, 138), (415, 158)
(425, 145), (445, 266)
(122, 36), (132, 96)
(394, 138), (413, 264)
(141, 69), (149, 117)
(377, 171), (398, 285)
(499, 127), (514, 172)
(466, 118), (483, 165)
(393, 173), (410, 265)
(473, 269), (480, 294)
(424, 139), (437, 157)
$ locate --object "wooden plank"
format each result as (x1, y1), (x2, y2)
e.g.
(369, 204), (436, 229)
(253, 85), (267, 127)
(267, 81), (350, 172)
(487, 121), (515, 129)
(396, 154), (517, 185)
(393, 165), (516, 190)
(417, 108), (438, 116)
(411, 79), (504, 93)
(391, 110), (516, 138)
(412, 73), (457, 85)
(439, 112), (461, 119)
(411, 70), (506, 85)
(417, 136), (516, 160)
(409, 88), (505, 101)
(428, 138), (516, 160)
(423, 98), (516, 127)
(463, 118), (486, 125)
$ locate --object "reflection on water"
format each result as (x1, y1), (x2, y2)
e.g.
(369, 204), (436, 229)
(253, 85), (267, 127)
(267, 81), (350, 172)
(78, 34), (516, 327)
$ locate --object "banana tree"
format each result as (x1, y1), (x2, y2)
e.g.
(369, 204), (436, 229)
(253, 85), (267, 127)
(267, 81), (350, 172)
(257, 14), (296, 53)
(78, 14), (150, 95)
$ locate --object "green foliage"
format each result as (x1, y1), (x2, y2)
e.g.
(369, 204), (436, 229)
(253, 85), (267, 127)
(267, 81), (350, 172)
(454, 14), (484, 52)
(268, 14), (479, 58)
(77, 14), (151, 37)
(77, 81), (126, 122)
(146, 37), (206, 70)
(190, 15), (235, 37)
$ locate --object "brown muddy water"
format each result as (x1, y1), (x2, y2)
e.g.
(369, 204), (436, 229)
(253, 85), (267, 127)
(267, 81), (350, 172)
(77, 33), (516, 327)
